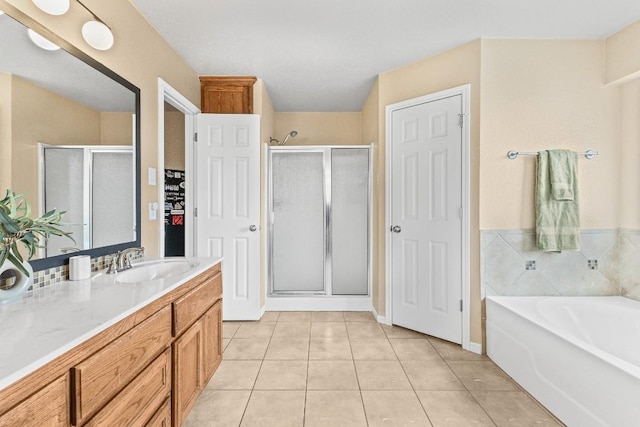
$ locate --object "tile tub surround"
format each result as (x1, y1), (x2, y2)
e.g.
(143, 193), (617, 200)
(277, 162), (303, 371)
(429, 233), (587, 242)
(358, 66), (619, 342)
(481, 229), (625, 297)
(184, 313), (562, 426)
(619, 229), (640, 299)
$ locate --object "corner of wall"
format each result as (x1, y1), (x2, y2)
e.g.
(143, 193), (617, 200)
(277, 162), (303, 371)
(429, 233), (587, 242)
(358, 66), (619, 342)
(255, 79), (275, 310)
(605, 19), (640, 84)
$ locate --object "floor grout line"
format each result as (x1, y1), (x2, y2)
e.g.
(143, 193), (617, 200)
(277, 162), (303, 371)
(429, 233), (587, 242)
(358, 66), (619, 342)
(217, 313), (561, 427)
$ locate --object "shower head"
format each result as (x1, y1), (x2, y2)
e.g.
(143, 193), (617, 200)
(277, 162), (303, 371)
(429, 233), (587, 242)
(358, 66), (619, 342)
(281, 130), (298, 145)
(269, 130), (299, 145)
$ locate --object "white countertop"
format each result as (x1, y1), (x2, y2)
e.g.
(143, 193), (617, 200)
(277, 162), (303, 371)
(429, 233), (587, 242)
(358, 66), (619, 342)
(0, 257), (222, 391)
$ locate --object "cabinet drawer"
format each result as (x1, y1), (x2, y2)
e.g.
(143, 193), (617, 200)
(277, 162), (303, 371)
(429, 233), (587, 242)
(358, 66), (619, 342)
(73, 306), (172, 424)
(173, 273), (221, 337)
(84, 349), (171, 427)
(0, 374), (69, 427)
(144, 397), (170, 427)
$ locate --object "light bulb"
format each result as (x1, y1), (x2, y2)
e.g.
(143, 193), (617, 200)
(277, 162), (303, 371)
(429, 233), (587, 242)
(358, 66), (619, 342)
(27, 28), (60, 51)
(82, 20), (113, 50)
(32, 0), (70, 16)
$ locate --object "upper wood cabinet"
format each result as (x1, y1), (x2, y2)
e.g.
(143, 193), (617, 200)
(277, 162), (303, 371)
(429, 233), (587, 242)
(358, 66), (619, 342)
(200, 76), (256, 114)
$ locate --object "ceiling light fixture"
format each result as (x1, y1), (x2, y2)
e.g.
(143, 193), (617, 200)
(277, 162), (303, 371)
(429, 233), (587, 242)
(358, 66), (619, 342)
(32, 0), (70, 16)
(27, 28), (61, 51)
(77, 0), (113, 50)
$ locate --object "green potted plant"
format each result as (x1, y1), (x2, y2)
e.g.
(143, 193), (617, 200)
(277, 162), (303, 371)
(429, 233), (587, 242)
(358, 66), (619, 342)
(0, 190), (74, 301)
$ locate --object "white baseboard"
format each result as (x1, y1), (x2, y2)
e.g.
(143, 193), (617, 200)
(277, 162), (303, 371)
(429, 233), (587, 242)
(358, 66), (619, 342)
(465, 341), (483, 355)
(371, 306), (388, 325)
(265, 296), (372, 312)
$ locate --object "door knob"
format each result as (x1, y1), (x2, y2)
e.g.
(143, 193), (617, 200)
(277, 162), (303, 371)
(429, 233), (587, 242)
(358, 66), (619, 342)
(249, 225), (258, 232)
(391, 225), (402, 233)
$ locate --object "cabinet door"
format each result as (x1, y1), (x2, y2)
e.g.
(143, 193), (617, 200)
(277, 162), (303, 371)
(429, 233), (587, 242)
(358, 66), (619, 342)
(172, 320), (203, 426)
(199, 76), (256, 114)
(0, 374), (69, 427)
(202, 300), (223, 383)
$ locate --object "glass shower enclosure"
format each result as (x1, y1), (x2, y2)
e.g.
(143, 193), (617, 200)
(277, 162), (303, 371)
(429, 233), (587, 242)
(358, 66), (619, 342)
(268, 146), (371, 297)
(40, 145), (135, 256)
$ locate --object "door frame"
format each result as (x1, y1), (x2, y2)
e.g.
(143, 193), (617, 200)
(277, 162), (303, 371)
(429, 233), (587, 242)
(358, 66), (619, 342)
(157, 78), (200, 257)
(385, 84), (476, 353)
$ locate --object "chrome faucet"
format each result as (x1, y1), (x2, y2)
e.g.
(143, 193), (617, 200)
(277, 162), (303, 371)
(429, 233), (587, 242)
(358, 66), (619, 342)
(105, 247), (145, 274)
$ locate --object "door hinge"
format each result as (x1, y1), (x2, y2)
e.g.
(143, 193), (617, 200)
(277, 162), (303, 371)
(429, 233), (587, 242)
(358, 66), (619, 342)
(458, 113), (464, 128)
(460, 299), (463, 312)
(458, 207), (463, 220)
(194, 132), (198, 142)
(194, 207), (198, 217)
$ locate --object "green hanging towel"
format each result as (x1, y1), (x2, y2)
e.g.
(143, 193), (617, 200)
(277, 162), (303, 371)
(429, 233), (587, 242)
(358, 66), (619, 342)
(535, 150), (580, 251)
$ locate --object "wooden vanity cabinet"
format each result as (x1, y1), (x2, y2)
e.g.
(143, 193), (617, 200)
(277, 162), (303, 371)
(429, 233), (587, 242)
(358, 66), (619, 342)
(72, 306), (172, 424)
(82, 350), (171, 427)
(202, 301), (223, 382)
(200, 76), (256, 114)
(172, 319), (204, 426)
(172, 273), (223, 426)
(0, 374), (69, 427)
(146, 398), (171, 427)
(0, 263), (222, 427)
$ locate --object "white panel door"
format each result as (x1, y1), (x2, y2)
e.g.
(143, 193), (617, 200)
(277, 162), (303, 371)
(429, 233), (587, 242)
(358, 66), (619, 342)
(391, 95), (462, 343)
(196, 114), (260, 320)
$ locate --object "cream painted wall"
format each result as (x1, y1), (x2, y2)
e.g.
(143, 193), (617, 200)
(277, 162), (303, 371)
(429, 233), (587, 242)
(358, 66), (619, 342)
(100, 112), (133, 146)
(274, 112), (362, 146)
(619, 79), (640, 229)
(480, 39), (620, 230)
(164, 110), (186, 171)
(11, 74), (102, 216)
(372, 40), (483, 344)
(606, 20), (640, 84)
(255, 79), (275, 147)
(2, 0), (201, 257)
(369, 37), (629, 346)
(0, 74), (12, 194)
(606, 20), (640, 229)
(254, 79), (275, 308)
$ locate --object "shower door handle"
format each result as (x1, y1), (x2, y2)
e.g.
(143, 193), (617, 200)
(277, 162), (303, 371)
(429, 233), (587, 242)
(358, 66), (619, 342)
(391, 225), (402, 233)
(249, 224), (258, 232)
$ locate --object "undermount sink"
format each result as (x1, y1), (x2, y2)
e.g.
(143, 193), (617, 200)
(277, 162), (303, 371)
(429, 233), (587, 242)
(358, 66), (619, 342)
(114, 259), (198, 283)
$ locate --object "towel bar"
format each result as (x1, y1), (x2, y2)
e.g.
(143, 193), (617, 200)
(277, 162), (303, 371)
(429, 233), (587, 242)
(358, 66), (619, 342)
(507, 150), (598, 160)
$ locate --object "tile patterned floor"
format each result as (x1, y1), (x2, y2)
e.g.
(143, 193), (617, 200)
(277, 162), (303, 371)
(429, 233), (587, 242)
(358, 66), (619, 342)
(185, 311), (563, 427)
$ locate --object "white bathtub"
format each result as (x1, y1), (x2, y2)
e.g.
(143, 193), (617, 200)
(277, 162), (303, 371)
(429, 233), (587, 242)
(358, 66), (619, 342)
(486, 296), (640, 427)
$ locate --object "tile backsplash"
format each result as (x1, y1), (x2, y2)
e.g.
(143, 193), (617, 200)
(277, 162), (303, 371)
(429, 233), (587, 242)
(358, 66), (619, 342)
(481, 229), (640, 301)
(29, 252), (143, 291)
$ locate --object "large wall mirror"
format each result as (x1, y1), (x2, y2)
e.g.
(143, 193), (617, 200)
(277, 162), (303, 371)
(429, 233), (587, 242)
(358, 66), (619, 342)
(0, 10), (141, 271)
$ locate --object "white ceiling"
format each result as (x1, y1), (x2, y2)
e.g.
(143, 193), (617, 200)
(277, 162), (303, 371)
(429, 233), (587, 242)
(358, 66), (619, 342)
(131, 0), (640, 112)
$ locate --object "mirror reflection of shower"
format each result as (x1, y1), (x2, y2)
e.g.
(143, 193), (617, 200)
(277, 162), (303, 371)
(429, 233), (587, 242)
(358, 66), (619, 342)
(270, 130), (298, 145)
